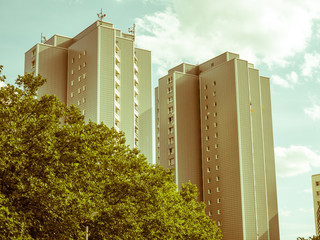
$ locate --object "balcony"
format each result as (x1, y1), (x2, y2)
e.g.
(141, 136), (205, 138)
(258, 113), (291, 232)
(134, 64), (139, 74)
(115, 64), (120, 75)
(115, 44), (120, 53)
(115, 88), (120, 98)
(134, 54), (138, 63)
(134, 86), (139, 95)
(114, 112), (120, 122)
(115, 53), (120, 64)
(134, 74), (139, 84)
(134, 109), (139, 117)
(134, 97), (139, 105)
(114, 125), (120, 132)
(115, 76), (120, 86)
(115, 99), (120, 110)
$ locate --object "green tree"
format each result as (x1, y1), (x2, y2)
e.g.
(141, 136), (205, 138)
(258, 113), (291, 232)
(0, 66), (222, 239)
(297, 236), (320, 240)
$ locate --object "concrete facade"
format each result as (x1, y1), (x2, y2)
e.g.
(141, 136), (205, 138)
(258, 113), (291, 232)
(312, 174), (320, 236)
(25, 21), (152, 163)
(155, 52), (280, 240)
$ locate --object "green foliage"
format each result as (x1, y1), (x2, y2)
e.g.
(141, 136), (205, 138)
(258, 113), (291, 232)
(0, 68), (222, 239)
(297, 236), (320, 240)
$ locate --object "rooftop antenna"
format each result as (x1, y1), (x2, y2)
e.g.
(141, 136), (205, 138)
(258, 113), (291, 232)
(128, 24), (136, 40)
(41, 33), (47, 43)
(97, 8), (106, 22)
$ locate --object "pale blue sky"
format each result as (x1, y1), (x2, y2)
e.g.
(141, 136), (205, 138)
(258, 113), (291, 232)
(1, 0), (320, 239)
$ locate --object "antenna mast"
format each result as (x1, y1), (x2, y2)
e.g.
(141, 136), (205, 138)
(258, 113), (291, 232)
(128, 24), (136, 40)
(97, 8), (106, 22)
(41, 33), (47, 43)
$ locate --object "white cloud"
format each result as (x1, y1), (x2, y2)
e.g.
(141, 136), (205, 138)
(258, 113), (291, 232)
(275, 145), (320, 178)
(304, 104), (320, 120)
(301, 52), (320, 82)
(271, 71), (298, 88)
(136, 0), (320, 77)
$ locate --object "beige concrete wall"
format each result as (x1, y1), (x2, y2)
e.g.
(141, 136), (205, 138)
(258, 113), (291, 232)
(199, 52), (239, 73)
(117, 37), (134, 148)
(55, 35), (73, 48)
(200, 59), (243, 240)
(155, 87), (160, 164)
(260, 76), (280, 240)
(174, 72), (202, 197)
(312, 174), (320, 235)
(37, 44), (68, 104)
(67, 27), (98, 123)
(248, 68), (269, 240)
(135, 48), (152, 163)
(99, 25), (115, 126)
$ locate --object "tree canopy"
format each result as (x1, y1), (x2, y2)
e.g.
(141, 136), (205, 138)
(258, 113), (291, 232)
(0, 66), (222, 239)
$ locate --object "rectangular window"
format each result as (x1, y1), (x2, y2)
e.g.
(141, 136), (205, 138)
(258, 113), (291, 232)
(216, 187), (220, 192)
(168, 148), (174, 155)
(77, 100), (81, 106)
(78, 65), (81, 70)
(168, 96), (173, 103)
(206, 157), (210, 162)
(71, 58), (74, 63)
(215, 155), (219, 159)
(83, 85), (86, 91)
(169, 116), (174, 124)
(204, 84), (207, 90)
(213, 91), (216, 96)
(218, 210), (221, 215)
(205, 115), (209, 120)
(208, 189), (211, 194)
(208, 211), (212, 216)
(206, 125), (209, 130)
(168, 106), (173, 114)
(206, 146), (210, 151)
(83, 73), (86, 79)
(207, 167), (211, 173)
(217, 221), (221, 227)
(31, 60), (35, 68)
(214, 122), (217, 127)
(78, 88), (81, 94)
(169, 158), (174, 166)
(83, 62), (86, 68)
(71, 69), (74, 75)
(205, 105), (208, 110)
(70, 92), (74, 98)
(213, 102), (217, 107)
(215, 132), (218, 138)
(213, 112), (217, 117)
(71, 80), (74, 86)
(208, 178), (211, 183)
(204, 95), (208, 100)
(213, 81), (216, 86)
(206, 136), (209, 141)
(216, 165), (219, 170)
(83, 50), (86, 56)
(167, 86), (173, 93)
(82, 98), (86, 103)
(168, 137), (174, 145)
(208, 200), (211, 205)
(317, 181), (320, 186)
(82, 109), (86, 115)
(32, 49), (36, 57)
(167, 77), (173, 84)
(168, 127), (174, 134)
(317, 191), (320, 196)
(217, 198), (221, 203)
(215, 144), (218, 149)
(216, 176), (220, 181)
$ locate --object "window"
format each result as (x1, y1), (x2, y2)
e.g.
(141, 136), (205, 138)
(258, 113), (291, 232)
(317, 181), (320, 186)
(71, 69), (74, 75)
(213, 102), (217, 107)
(169, 116), (174, 124)
(208, 189), (211, 194)
(168, 106), (173, 114)
(205, 105), (208, 110)
(215, 144), (219, 149)
(208, 178), (211, 183)
(218, 210), (221, 215)
(208, 200), (211, 205)
(217, 221), (221, 227)
(168, 137), (174, 145)
(82, 98), (86, 103)
(83, 73), (86, 79)
(204, 95), (208, 100)
(216, 176), (220, 181)
(206, 146), (210, 151)
(78, 88), (81, 94)
(206, 157), (210, 162)
(215, 155), (219, 159)
(71, 80), (74, 86)
(78, 76), (81, 82)
(83, 50), (87, 56)
(167, 86), (173, 93)
(79, 53), (81, 59)
(213, 81), (216, 86)
(167, 77), (173, 84)
(207, 167), (211, 173)
(168, 96), (173, 104)
(206, 125), (209, 130)
(169, 158), (174, 166)
(83, 62), (86, 68)
(206, 136), (209, 141)
(213, 91), (216, 96)
(204, 84), (207, 90)
(83, 85), (86, 91)
(317, 191), (320, 196)
(71, 58), (74, 63)
(215, 132), (218, 138)
(168, 127), (174, 134)
(213, 112), (217, 117)
(211, 62), (214, 67)
(216, 165), (219, 170)
(208, 211), (212, 216)
(169, 148), (174, 155)
(82, 109), (86, 115)
(214, 122), (217, 127)
(70, 92), (74, 98)
(31, 60), (35, 68)
(205, 115), (209, 120)
(217, 198), (221, 203)
(216, 187), (220, 192)
(77, 100), (81, 106)
(78, 65), (81, 70)
(32, 49), (36, 57)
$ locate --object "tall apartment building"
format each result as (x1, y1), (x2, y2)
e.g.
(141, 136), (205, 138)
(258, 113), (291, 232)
(25, 20), (152, 162)
(155, 52), (279, 240)
(312, 174), (320, 236)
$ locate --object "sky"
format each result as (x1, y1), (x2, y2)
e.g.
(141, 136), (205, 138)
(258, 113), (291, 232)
(1, 0), (320, 239)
